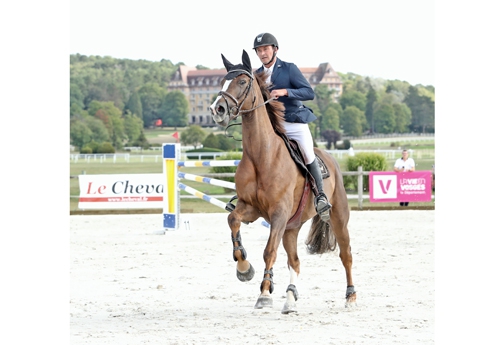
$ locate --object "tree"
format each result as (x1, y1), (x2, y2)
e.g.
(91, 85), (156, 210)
(87, 100), (126, 149)
(393, 103), (412, 133)
(405, 86), (435, 133)
(312, 84), (336, 136)
(217, 134), (238, 151)
(339, 90), (366, 112)
(70, 83), (85, 111)
(180, 125), (206, 148)
(123, 111), (144, 144)
(203, 133), (219, 149)
(70, 54), (179, 116)
(340, 106), (364, 137)
(365, 84), (379, 133)
(385, 79), (410, 97)
(313, 84), (334, 114)
(70, 102), (87, 117)
(125, 91), (143, 120)
(70, 120), (92, 150)
(84, 116), (110, 143)
(130, 130), (150, 149)
(321, 104), (340, 132)
(373, 103), (396, 133)
(159, 91), (189, 128)
(138, 83), (167, 128)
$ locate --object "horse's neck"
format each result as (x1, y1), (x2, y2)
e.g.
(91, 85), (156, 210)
(241, 98), (279, 165)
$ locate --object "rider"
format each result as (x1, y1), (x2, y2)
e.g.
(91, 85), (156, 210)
(253, 32), (331, 221)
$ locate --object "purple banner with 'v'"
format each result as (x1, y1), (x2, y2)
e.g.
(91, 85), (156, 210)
(369, 171), (432, 203)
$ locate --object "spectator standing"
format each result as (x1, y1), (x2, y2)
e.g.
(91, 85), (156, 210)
(394, 149), (415, 206)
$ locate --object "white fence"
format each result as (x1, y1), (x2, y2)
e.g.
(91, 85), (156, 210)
(70, 149), (434, 164)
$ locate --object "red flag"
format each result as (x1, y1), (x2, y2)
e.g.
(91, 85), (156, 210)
(172, 131), (179, 142)
(155, 119), (162, 127)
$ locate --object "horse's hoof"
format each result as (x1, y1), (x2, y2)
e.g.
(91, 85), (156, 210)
(281, 301), (297, 314)
(345, 292), (357, 308)
(254, 296), (273, 309)
(236, 263), (255, 282)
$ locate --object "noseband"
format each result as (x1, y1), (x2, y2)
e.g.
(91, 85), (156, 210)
(218, 69), (274, 122)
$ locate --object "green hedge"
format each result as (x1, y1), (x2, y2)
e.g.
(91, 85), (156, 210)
(344, 152), (387, 192)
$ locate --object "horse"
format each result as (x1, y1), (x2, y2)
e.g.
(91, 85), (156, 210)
(209, 50), (356, 314)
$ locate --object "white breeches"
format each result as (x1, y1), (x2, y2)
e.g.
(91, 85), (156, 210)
(282, 122), (315, 165)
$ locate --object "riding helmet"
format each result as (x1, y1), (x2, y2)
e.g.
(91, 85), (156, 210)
(253, 33), (279, 49)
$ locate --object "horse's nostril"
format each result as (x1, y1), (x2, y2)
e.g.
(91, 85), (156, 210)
(217, 106), (225, 115)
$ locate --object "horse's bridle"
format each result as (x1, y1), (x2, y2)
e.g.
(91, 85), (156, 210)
(218, 69), (274, 122)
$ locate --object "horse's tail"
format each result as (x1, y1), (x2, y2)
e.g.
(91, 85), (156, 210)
(305, 215), (337, 255)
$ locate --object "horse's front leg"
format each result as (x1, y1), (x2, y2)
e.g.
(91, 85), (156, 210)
(228, 202), (259, 282)
(254, 215), (288, 309)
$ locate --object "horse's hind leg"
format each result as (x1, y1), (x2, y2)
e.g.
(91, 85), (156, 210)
(281, 228), (300, 314)
(329, 211), (357, 308)
(228, 203), (259, 282)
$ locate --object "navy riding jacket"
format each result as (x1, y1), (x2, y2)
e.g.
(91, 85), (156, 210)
(256, 57), (317, 124)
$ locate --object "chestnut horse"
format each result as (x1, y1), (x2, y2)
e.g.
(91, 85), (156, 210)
(209, 50), (356, 314)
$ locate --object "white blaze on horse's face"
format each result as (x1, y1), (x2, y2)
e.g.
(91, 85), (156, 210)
(210, 79), (232, 125)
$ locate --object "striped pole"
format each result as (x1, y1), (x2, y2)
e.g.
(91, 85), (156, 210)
(179, 183), (228, 210)
(179, 183), (269, 228)
(178, 172), (235, 190)
(178, 160), (240, 167)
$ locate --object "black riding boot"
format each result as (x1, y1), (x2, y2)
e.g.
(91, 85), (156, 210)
(307, 158), (332, 222)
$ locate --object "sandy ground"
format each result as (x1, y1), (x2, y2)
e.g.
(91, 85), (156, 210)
(70, 210), (434, 344)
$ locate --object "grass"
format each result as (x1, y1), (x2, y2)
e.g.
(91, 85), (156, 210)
(70, 137), (435, 212)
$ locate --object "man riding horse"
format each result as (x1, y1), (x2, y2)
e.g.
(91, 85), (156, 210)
(252, 32), (331, 221)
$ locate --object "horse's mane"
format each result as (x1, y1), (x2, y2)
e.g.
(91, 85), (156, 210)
(254, 71), (286, 135)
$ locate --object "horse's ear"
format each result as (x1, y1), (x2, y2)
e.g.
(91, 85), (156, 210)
(242, 50), (252, 73)
(221, 54), (234, 72)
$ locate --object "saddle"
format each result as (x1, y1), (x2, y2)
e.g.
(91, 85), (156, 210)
(276, 132), (330, 195)
(277, 132), (330, 228)
(225, 132), (330, 229)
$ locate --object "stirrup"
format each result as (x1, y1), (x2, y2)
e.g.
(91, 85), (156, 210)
(315, 193), (331, 222)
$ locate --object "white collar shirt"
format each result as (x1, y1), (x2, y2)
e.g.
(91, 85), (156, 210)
(263, 63), (275, 84)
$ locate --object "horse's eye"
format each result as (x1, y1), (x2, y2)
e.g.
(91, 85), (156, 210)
(239, 79), (246, 86)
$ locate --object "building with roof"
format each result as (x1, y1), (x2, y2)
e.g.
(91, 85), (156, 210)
(168, 63), (343, 127)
